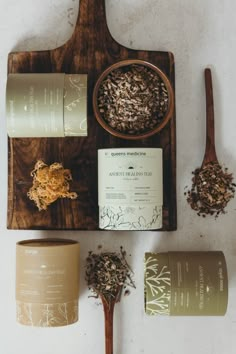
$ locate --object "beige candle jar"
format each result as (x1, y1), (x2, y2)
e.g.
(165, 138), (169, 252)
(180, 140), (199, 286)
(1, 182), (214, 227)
(6, 73), (87, 137)
(144, 251), (228, 316)
(16, 238), (80, 327)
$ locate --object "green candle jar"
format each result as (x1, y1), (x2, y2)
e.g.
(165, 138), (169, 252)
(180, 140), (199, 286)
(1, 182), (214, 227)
(144, 251), (228, 316)
(6, 73), (87, 137)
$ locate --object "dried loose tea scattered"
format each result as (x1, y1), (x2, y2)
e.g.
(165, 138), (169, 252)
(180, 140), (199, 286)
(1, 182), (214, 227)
(27, 160), (78, 211)
(186, 161), (235, 217)
(85, 247), (135, 303)
(97, 64), (169, 135)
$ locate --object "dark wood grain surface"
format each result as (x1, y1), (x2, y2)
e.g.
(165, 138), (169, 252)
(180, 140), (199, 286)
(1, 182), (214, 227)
(7, 0), (176, 230)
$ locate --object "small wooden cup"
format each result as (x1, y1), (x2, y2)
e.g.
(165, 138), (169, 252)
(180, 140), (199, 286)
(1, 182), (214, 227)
(93, 59), (174, 140)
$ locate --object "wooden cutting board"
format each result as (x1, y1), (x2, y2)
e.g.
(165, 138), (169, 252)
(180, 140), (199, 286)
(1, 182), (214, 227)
(7, 0), (176, 230)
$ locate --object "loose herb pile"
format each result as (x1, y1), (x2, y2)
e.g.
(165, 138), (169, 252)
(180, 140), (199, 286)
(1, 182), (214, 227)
(86, 247), (135, 303)
(186, 161), (235, 217)
(97, 64), (169, 135)
(27, 160), (78, 211)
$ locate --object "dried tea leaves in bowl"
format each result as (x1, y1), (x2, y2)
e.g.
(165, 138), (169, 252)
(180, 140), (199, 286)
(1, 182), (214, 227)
(186, 161), (235, 217)
(27, 160), (78, 211)
(86, 247), (135, 303)
(97, 64), (169, 135)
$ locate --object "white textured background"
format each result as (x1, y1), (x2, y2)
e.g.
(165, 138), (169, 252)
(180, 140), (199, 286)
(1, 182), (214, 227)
(0, 0), (236, 353)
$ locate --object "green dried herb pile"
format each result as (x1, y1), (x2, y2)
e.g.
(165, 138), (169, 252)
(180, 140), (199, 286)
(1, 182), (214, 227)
(86, 247), (135, 303)
(186, 161), (235, 217)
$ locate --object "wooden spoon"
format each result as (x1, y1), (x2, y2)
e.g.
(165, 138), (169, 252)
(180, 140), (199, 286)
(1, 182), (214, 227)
(100, 289), (121, 354)
(201, 68), (219, 167)
(101, 296), (116, 354)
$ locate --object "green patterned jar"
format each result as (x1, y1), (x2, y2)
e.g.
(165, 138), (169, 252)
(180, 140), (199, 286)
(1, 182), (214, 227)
(6, 73), (87, 137)
(144, 251), (228, 316)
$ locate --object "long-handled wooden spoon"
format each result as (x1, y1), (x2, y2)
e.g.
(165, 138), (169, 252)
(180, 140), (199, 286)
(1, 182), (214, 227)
(100, 292), (118, 354)
(187, 68), (235, 216)
(86, 251), (134, 354)
(201, 68), (219, 167)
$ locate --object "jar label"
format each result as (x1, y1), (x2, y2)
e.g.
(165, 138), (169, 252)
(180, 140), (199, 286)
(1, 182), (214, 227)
(98, 148), (163, 230)
(7, 74), (65, 137)
(169, 252), (228, 316)
(64, 74), (87, 136)
(145, 251), (228, 316)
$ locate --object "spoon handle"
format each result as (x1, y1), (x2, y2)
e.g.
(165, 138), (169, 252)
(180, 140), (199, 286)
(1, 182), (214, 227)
(102, 299), (115, 354)
(203, 68), (217, 164)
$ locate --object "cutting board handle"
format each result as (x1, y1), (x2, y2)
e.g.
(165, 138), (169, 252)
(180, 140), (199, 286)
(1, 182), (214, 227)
(74, 0), (112, 39)
(8, 0), (119, 73)
(60, 0), (120, 72)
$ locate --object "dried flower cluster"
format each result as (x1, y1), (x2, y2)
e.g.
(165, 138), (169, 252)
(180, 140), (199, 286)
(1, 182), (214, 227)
(86, 247), (135, 303)
(186, 161), (235, 217)
(27, 160), (78, 211)
(97, 64), (169, 135)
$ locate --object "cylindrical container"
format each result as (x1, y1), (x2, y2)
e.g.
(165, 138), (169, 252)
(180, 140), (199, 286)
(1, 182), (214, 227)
(6, 73), (87, 137)
(16, 239), (80, 327)
(144, 251), (228, 316)
(98, 148), (163, 230)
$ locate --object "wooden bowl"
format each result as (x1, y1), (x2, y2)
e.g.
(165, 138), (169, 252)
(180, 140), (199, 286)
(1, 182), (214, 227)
(92, 59), (174, 140)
